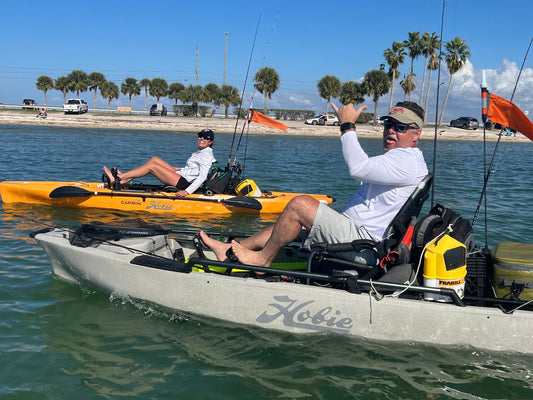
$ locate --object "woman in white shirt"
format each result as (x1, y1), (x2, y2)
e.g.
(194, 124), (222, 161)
(103, 129), (215, 197)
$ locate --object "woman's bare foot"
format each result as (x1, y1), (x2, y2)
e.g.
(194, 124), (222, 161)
(103, 166), (132, 186)
(231, 241), (270, 267)
(103, 166), (115, 185)
(199, 231), (231, 261)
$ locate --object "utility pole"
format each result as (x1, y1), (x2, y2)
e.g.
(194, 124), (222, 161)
(195, 47), (199, 86)
(223, 32), (231, 85)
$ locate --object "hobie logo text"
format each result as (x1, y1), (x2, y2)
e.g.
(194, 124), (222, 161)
(256, 295), (353, 334)
(145, 201), (172, 210)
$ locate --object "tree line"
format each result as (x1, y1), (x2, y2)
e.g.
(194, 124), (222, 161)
(34, 68), (282, 118)
(34, 32), (469, 123)
(314, 32), (470, 125)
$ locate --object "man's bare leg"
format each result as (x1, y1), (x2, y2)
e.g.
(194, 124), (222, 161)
(199, 225), (275, 261)
(231, 196), (319, 266)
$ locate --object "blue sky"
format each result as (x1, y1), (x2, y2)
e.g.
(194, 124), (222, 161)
(1, 0), (532, 122)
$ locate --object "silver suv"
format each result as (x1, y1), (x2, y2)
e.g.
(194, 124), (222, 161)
(450, 117), (479, 130)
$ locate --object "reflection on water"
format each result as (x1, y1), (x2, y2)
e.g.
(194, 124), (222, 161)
(37, 280), (533, 399)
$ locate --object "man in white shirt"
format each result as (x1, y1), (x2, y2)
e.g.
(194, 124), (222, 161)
(201, 102), (428, 266)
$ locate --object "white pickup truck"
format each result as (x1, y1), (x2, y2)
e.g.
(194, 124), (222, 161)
(63, 99), (88, 114)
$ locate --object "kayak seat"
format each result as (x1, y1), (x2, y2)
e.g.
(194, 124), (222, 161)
(201, 162), (244, 195)
(309, 173), (433, 282)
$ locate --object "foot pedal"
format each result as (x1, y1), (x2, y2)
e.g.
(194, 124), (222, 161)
(111, 167), (121, 191)
(192, 235), (206, 259)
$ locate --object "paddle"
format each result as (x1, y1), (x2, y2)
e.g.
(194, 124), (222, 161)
(48, 186), (262, 211)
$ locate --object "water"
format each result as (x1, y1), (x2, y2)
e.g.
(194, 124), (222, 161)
(1, 124), (532, 399)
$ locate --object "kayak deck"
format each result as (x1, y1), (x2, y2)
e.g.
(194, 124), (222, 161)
(0, 180), (335, 214)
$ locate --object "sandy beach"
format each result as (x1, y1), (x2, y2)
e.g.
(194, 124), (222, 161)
(0, 110), (529, 142)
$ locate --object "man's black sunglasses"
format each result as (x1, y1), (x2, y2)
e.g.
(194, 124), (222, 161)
(384, 121), (418, 133)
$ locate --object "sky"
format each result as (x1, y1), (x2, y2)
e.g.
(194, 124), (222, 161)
(1, 0), (532, 122)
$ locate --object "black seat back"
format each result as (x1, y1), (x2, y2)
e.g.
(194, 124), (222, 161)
(381, 173), (433, 252)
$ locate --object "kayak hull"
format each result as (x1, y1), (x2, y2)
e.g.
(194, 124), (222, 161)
(34, 228), (533, 354)
(0, 181), (334, 214)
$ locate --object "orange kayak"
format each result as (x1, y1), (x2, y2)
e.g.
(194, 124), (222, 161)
(0, 180), (334, 215)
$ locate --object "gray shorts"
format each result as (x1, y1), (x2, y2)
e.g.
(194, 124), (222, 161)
(302, 202), (376, 264)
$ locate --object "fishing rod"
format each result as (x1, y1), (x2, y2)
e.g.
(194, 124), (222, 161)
(226, 16), (262, 172)
(471, 37), (533, 242)
(430, 0), (446, 208)
(229, 13), (278, 173)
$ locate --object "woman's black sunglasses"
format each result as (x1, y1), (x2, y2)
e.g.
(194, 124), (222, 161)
(384, 121), (418, 133)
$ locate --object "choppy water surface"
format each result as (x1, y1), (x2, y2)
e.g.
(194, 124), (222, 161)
(1, 124), (532, 399)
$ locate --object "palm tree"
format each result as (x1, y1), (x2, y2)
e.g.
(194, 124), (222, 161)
(220, 84), (240, 118)
(149, 78), (168, 102)
(168, 82), (185, 105)
(88, 72), (106, 109)
(181, 84), (205, 116)
(439, 37), (471, 126)
(403, 31), (422, 101)
(383, 41), (406, 113)
(54, 76), (70, 104)
(253, 67), (280, 113)
(100, 81), (119, 109)
(400, 74), (416, 101)
(317, 75), (341, 119)
(35, 75), (54, 107)
(424, 51), (440, 123)
(419, 32), (440, 105)
(140, 78), (151, 110)
(120, 77), (141, 108)
(362, 69), (390, 124)
(339, 81), (365, 106)
(202, 83), (221, 117)
(67, 70), (90, 98)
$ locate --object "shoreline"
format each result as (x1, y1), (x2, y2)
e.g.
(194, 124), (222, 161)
(0, 110), (529, 142)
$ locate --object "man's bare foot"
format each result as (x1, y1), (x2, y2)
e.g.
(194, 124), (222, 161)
(199, 231), (231, 261)
(231, 241), (270, 267)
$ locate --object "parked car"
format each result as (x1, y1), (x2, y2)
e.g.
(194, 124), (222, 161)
(22, 99), (37, 109)
(305, 114), (340, 126)
(150, 104), (167, 116)
(63, 99), (88, 114)
(450, 117), (479, 130)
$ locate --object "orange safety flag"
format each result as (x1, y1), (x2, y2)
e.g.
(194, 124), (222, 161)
(488, 94), (533, 141)
(248, 110), (287, 131)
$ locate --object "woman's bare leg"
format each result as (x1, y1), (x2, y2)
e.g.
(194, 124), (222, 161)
(104, 157), (180, 186)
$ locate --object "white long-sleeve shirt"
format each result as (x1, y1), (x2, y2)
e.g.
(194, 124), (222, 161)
(177, 147), (215, 194)
(340, 130), (428, 240)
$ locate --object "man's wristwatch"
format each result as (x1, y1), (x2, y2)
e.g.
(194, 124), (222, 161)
(340, 122), (356, 133)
